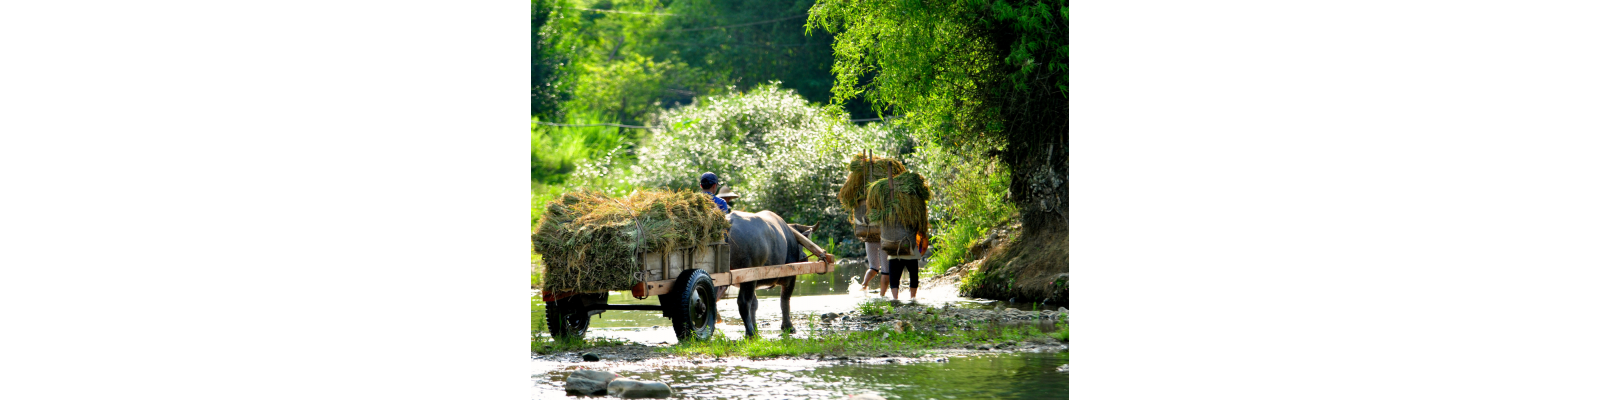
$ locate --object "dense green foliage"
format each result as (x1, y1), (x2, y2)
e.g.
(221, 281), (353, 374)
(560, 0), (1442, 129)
(532, 0), (570, 118)
(807, 0), (1067, 140)
(533, 0), (870, 125)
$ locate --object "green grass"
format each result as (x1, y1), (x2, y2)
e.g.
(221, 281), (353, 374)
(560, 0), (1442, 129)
(532, 335), (633, 354)
(856, 299), (894, 316)
(530, 116), (632, 185)
(958, 270), (987, 295)
(927, 217), (986, 273)
(1051, 324), (1068, 342)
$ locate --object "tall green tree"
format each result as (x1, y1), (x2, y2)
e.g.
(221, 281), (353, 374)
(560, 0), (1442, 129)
(651, 0), (837, 107)
(532, 0), (571, 119)
(538, 0), (875, 124)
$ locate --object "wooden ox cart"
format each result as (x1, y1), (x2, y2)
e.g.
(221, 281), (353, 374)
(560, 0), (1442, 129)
(541, 235), (833, 342)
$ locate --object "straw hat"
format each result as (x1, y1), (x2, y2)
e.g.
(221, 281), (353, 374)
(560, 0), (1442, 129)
(716, 185), (739, 200)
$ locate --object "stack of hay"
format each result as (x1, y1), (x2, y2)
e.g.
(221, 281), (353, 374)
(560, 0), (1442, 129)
(865, 172), (931, 255)
(533, 189), (730, 293)
(838, 154), (907, 241)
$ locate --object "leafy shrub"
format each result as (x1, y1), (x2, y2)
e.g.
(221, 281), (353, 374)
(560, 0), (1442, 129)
(579, 84), (912, 251)
(923, 147), (1017, 275)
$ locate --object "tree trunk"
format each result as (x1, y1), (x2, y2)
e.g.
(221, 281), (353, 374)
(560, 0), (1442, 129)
(960, 92), (1068, 305)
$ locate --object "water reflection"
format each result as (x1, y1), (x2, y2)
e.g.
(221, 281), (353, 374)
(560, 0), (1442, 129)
(531, 352), (1069, 399)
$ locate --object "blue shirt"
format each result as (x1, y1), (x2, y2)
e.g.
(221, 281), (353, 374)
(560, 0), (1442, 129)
(705, 192), (730, 213)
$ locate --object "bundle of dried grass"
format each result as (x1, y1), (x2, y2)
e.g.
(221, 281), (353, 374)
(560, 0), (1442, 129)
(838, 153), (907, 211)
(533, 189), (730, 292)
(865, 172), (931, 253)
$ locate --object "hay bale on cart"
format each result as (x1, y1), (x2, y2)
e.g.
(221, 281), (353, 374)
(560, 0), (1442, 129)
(533, 189), (730, 293)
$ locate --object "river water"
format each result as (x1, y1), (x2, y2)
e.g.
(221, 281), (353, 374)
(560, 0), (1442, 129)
(532, 261), (1069, 399)
(532, 261), (1050, 343)
(531, 351), (1068, 399)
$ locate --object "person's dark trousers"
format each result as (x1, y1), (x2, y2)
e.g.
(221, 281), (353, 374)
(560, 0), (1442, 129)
(887, 258), (918, 295)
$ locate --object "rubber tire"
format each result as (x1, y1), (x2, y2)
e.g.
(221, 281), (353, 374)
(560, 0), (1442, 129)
(669, 269), (718, 342)
(545, 296), (591, 340)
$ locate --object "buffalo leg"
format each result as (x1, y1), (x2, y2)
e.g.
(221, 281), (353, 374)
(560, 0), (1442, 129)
(779, 277), (796, 334)
(737, 282), (759, 338)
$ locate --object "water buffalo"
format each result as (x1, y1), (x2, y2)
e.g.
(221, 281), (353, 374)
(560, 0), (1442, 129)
(725, 210), (833, 338)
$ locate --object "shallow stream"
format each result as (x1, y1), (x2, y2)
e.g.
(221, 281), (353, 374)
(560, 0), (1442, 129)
(532, 261), (1047, 343)
(532, 261), (1068, 399)
(532, 351), (1068, 399)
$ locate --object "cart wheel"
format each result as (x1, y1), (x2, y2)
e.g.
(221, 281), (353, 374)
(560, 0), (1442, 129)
(669, 269), (717, 342)
(545, 296), (590, 341)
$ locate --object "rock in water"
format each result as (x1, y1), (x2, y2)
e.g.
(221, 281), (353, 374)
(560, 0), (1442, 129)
(608, 379), (674, 398)
(582, 353), (600, 362)
(564, 377), (607, 395)
(564, 370), (618, 395)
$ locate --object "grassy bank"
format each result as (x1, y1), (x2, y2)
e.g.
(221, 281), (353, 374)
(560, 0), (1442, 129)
(958, 224), (1068, 305)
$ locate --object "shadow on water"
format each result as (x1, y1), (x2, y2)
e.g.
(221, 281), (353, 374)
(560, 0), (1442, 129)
(531, 351), (1068, 399)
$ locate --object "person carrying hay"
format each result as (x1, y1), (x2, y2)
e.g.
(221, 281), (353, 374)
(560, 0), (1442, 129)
(865, 171), (931, 301)
(839, 153), (906, 296)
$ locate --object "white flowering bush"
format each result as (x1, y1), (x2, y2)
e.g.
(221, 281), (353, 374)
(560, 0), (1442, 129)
(577, 84), (912, 251)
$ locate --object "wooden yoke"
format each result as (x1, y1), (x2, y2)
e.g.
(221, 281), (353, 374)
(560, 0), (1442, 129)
(789, 224), (835, 267)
